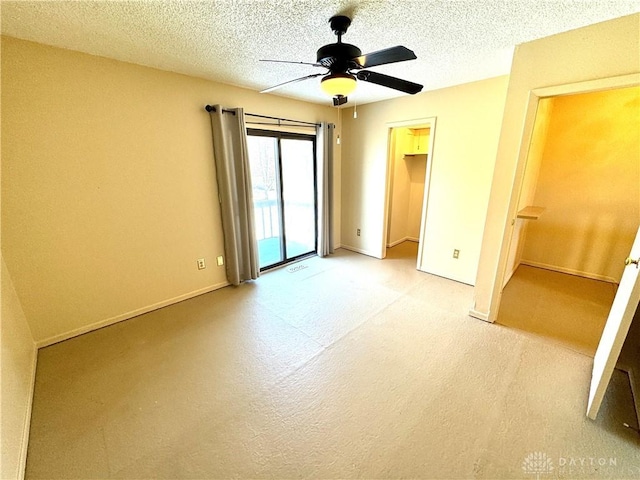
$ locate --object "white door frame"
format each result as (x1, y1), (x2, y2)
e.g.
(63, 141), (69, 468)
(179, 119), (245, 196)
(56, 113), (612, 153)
(382, 117), (437, 270)
(486, 73), (640, 323)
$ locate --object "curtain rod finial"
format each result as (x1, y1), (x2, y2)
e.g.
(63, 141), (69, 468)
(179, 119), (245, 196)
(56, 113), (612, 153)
(205, 105), (215, 112)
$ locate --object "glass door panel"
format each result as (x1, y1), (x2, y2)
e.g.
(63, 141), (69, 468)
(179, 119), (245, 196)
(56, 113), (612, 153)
(247, 135), (283, 269)
(281, 138), (316, 258)
(247, 130), (317, 270)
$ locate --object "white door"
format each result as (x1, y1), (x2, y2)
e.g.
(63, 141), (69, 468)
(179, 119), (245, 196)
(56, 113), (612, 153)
(587, 225), (640, 419)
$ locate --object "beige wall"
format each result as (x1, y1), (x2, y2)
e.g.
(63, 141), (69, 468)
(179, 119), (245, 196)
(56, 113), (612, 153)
(341, 76), (509, 284)
(1, 256), (37, 480)
(387, 128), (410, 245)
(1, 37), (339, 344)
(407, 129), (429, 242)
(521, 87), (640, 283)
(407, 152), (427, 241)
(473, 13), (640, 320)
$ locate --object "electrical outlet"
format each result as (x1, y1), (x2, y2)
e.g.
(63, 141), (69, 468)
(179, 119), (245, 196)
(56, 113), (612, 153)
(197, 258), (206, 270)
(217, 255), (224, 266)
(357, 228), (361, 236)
(453, 249), (460, 259)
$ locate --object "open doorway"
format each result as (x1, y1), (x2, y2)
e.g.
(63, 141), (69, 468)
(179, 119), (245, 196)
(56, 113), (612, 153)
(496, 85), (640, 356)
(382, 118), (436, 266)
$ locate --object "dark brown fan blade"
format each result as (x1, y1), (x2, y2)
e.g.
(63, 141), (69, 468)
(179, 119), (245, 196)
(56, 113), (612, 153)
(261, 73), (324, 94)
(354, 46), (417, 68)
(356, 70), (423, 94)
(260, 59), (322, 67)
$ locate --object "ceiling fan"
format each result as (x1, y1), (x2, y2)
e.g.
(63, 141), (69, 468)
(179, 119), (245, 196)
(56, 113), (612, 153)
(260, 15), (423, 106)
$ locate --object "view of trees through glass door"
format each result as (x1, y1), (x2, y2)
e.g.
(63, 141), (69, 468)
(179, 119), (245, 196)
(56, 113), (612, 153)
(247, 130), (317, 270)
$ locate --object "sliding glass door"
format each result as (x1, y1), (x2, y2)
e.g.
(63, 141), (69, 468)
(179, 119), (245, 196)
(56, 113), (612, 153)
(247, 130), (317, 270)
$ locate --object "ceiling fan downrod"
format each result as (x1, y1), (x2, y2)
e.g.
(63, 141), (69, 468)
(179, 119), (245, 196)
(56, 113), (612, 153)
(329, 15), (351, 40)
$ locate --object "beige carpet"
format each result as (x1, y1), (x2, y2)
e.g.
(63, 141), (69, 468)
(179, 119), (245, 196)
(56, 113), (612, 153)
(497, 265), (617, 356)
(26, 243), (640, 479)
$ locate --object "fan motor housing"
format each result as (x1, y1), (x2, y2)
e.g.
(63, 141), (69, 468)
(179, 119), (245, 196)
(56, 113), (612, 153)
(317, 43), (362, 71)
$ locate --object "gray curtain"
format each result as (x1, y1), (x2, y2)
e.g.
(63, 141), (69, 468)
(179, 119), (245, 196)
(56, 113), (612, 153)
(208, 105), (259, 285)
(317, 122), (335, 257)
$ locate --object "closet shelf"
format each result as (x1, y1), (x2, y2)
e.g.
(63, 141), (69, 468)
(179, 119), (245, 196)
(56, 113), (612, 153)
(517, 206), (546, 220)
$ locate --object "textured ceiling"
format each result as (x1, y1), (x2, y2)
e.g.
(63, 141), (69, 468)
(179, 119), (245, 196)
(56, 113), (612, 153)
(2, 1), (639, 106)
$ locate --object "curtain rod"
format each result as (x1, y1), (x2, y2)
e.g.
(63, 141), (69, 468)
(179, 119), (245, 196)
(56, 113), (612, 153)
(204, 105), (319, 127)
(205, 105), (236, 115)
(246, 121), (316, 128)
(245, 112), (319, 127)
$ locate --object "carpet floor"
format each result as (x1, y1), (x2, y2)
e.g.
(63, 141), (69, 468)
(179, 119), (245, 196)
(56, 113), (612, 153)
(497, 265), (618, 357)
(25, 243), (640, 479)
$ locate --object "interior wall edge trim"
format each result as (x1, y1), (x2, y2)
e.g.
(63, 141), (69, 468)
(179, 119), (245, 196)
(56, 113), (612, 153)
(469, 308), (491, 322)
(18, 345), (38, 480)
(532, 72), (640, 99)
(35, 281), (231, 349)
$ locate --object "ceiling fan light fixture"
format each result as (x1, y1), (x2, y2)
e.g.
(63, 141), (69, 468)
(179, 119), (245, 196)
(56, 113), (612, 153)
(321, 72), (357, 97)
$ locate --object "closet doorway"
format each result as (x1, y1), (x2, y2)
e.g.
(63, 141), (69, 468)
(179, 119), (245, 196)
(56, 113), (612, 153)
(382, 118), (435, 267)
(496, 84), (640, 355)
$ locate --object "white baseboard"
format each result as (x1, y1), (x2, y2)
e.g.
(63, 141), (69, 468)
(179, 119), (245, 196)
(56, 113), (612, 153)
(386, 237), (419, 248)
(36, 281), (230, 348)
(520, 260), (618, 284)
(469, 308), (492, 323)
(19, 344), (38, 480)
(502, 261), (520, 288)
(628, 367), (640, 423)
(387, 238), (405, 248)
(339, 244), (382, 259)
